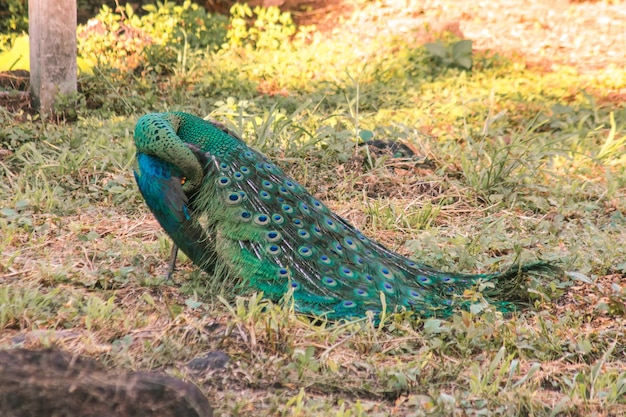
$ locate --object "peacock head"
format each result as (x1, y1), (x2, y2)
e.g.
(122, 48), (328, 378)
(134, 113), (205, 193)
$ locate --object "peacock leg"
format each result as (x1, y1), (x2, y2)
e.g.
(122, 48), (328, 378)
(165, 243), (179, 281)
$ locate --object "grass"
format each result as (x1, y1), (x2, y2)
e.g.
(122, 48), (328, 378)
(1, 3), (626, 416)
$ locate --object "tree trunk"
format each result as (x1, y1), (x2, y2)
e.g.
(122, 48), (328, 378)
(28, 0), (77, 116)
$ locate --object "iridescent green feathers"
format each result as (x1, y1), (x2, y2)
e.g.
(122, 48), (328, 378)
(133, 152), (217, 275)
(133, 112), (561, 320)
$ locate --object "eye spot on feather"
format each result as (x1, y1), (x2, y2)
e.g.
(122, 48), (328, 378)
(311, 224), (323, 238)
(278, 186), (288, 194)
(272, 214), (285, 225)
(319, 254), (333, 265)
(409, 290), (423, 299)
(220, 162), (229, 170)
(322, 276), (338, 287)
(353, 255), (364, 265)
(243, 150), (255, 160)
(311, 199), (324, 210)
(289, 281), (300, 290)
(261, 180), (274, 189)
(343, 237), (358, 250)
(339, 266), (355, 279)
(265, 244), (281, 256)
(240, 166), (251, 175)
(217, 176), (230, 187)
(259, 190), (272, 201)
(382, 282), (394, 293)
(365, 274), (373, 282)
(406, 260), (417, 267)
(226, 192), (243, 205)
(340, 300), (356, 309)
(378, 266), (394, 280)
(233, 171), (244, 181)
(442, 276), (453, 283)
(354, 288), (368, 297)
(254, 214), (270, 226)
(281, 204), (294, 214)
(323, 217), (338, 232)
(418, 276), (432, 284)
(298, 246), (313, 258)
(266, 231), (281, 242)
(299, 202), (311, 215)
(297, 229), (310, 239)
(277, 268), (291, 279)
(284, 180), (296, 190)
(239, 211), (252, 222)
(332, 242), (343, 254)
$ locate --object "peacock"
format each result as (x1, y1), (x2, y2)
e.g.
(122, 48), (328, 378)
(133, 111), (561, 320)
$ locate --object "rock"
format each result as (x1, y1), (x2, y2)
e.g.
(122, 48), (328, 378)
(187, 351), (230, 373)
(0, 349), (213, 417)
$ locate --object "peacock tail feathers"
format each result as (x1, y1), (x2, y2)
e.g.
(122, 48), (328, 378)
(133, 111), (562, 320)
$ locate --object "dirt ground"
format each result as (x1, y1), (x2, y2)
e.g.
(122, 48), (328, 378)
(318, 0), (626, 73)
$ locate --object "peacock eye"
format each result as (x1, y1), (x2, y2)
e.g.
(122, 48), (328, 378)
(181, 177), (186, 185)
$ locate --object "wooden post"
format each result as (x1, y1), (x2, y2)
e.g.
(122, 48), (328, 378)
(28, 0), (77, 115)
